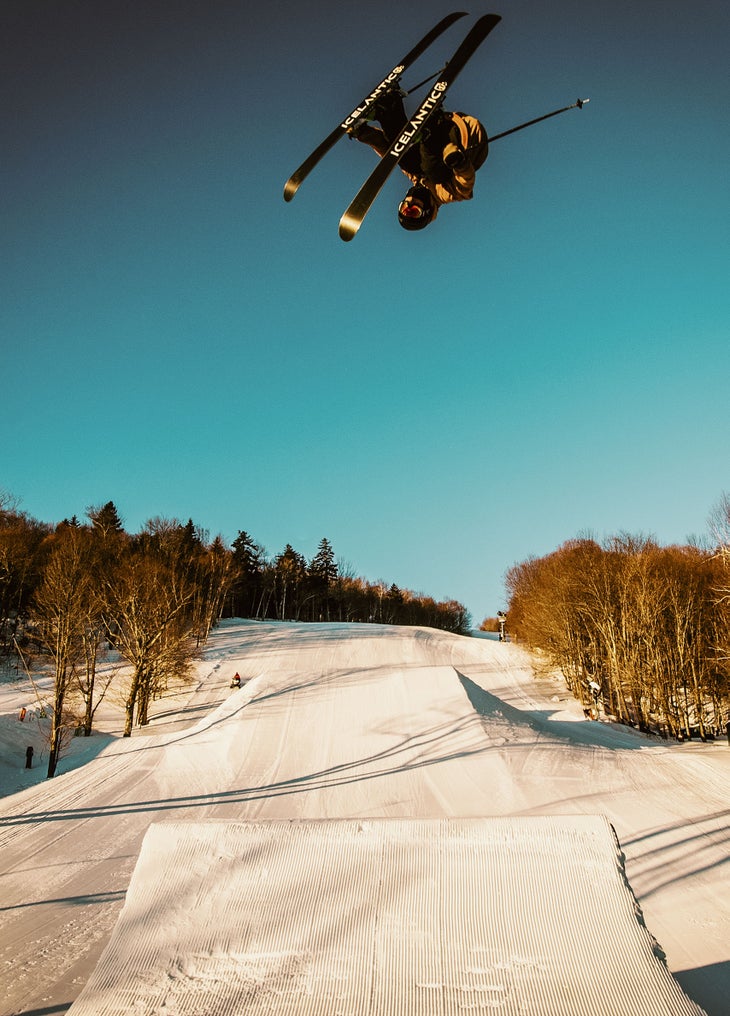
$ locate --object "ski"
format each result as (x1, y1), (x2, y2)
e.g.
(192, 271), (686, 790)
(283, 12), (468, 202)
(339, 13), (501, 242)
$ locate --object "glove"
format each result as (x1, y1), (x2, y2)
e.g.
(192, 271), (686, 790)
(443, 143), (466, 169)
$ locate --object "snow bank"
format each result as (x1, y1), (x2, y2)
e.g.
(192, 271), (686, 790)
(68, 816), (706, 1016)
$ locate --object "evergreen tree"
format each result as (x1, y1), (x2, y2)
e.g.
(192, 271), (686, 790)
(230, 530), (265, 617)
(0, 500), (50, 651)
(274, 544), (307, 620)
(310, 538), (338, 621)
(87, 501), (124, 536)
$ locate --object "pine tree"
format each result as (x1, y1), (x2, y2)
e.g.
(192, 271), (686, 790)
(310, 538), (338, 621)
(231, 530), (265, 617)
(274, 544), (307, 620)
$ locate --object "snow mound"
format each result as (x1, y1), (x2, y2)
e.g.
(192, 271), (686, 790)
(68, 816), (706, 1015)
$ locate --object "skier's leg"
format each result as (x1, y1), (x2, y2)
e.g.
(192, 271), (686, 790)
(373, 89), (408, 140)
(399, 147), (423, 176)
(349, 122), (389, 157)
(350, 90), (407, 157)
(378, 90), (430, 177)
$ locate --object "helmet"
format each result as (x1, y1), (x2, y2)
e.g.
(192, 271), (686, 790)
(398, 185), (436, 231)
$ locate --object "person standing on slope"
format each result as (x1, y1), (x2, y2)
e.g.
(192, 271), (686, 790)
(349, 88), (489, 231)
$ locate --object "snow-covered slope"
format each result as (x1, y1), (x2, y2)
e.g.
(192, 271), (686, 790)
(67, 817), (705, 1016)
(0, 620), (727, 1015)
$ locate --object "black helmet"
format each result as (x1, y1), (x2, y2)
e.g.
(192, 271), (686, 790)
(398, 185), (436, 231)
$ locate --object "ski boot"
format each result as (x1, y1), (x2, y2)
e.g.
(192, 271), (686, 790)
(348, 86), (407, 138)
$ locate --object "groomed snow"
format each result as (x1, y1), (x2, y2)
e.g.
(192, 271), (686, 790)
(68, 817), (705, 1016)
(1, 620), (728, 1016)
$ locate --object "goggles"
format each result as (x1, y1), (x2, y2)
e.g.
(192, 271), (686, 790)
(399, 198), (425, 219)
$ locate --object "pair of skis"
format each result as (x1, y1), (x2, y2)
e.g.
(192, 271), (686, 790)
(283, 12), (502, 242)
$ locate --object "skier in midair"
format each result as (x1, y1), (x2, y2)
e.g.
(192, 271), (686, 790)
(349, 89), (489, 231)
(285, 14), (587, 240)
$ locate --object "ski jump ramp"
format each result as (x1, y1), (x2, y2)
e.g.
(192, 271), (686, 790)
(68, 816), (706, 1015)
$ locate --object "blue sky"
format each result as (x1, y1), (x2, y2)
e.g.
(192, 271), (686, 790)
(2, 0), (728, 624)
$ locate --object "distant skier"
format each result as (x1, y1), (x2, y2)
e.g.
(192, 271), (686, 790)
(349, 89), (488, 231)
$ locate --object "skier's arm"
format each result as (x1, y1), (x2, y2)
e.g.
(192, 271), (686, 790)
(419, 114), (488, 207)
(432, 163), (478, 203)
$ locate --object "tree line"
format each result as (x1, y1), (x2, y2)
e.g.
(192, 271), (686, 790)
(0, 495), (470, 775)
(227, 530), (470, 633)
(504, 499), (730, 740)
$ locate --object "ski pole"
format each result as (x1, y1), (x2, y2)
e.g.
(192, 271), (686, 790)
(406, 69), (442, 95)
(489, 98), (589, 142)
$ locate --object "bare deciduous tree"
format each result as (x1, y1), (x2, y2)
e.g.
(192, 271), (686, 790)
(506, 533), (728, 738)
(32, 527), (93, 777)
(104, 541), (198, 737)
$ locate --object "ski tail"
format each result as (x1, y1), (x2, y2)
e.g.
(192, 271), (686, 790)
(283, 12), (468, 202)
(339, 13), (501, 241)
(284, 125), (349, 203)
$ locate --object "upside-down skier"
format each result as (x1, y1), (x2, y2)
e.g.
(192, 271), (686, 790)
(349, 88), (489, 231)
(283, 13), (588, 240)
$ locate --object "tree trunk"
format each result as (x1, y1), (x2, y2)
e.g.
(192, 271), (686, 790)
(47, 665), (67, 778)
(123, 669), (141, 737)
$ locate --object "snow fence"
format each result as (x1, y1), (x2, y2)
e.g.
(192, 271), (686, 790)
(68, 815), (707, 1015)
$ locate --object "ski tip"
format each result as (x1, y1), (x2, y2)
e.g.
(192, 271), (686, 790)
(283, 178), (299, 202)
(338, 213), (359, 242)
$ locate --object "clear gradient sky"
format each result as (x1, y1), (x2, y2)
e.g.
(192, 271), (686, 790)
(2, 0), (728, 624)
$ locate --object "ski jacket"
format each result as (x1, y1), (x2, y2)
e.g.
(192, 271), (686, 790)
(411, 113), (488, 212)
(353, 112), (488, 217)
